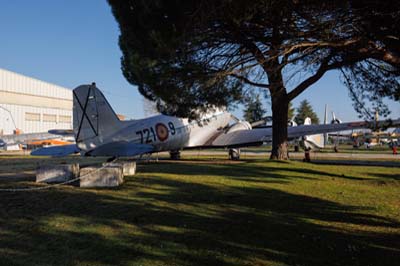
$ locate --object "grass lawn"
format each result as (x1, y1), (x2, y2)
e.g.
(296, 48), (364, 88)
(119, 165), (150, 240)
(242, 144), (395, 154)
(0, 156), (399, 266)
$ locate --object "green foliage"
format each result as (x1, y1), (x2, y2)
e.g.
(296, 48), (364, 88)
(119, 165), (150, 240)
(109, 0), (247, 117)
(338, 1), (400, 119)
(288, 102), (295, 120)
(243, 94), (266, 123)
(294, 100), (320, 125)
(341, 62), (399, 120)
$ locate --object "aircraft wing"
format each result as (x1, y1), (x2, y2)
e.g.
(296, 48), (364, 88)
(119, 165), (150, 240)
(212, 128), (271, 147)
(31, 144), (80, 157)
(31, 141), (154, 157)
(86, 142), (154, 157)
(211, 119), (400, 148)
(48, 129), (74, 136)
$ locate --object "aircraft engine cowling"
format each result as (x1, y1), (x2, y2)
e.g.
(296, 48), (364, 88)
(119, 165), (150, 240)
(227, 121), (252, 133)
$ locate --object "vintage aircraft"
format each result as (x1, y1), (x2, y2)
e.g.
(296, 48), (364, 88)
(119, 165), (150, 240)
(31, 83), (400, 158)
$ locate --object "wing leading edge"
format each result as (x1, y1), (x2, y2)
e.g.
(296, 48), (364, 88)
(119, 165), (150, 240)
(31, 141), (154, 157)
(86, 142), (154, 157)
(211, 119), (400, 148)
(31, 144), (80, 157)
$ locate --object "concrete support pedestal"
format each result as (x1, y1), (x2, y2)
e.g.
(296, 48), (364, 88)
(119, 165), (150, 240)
(80, 166), (123, 188)
(36, 164), (79, 184)
(35, 161), (133, 188)
(103, 161), (136, 176)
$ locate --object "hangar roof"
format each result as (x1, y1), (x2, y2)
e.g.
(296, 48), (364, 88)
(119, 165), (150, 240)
(0, 68), (72, 100)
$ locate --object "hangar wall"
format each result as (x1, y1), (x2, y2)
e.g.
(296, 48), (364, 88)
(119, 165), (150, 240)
(0, 68), (72, 135)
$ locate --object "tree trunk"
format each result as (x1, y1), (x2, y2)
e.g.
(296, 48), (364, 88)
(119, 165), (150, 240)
(270, 91), (289, 160)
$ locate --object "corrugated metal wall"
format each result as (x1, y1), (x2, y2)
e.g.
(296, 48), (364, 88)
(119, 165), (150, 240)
(0, 68), (72, 135)
(0, 68), (71, 99)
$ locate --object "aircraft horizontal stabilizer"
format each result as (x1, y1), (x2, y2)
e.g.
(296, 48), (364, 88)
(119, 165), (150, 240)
(48, 129), (74, 136)
(31, 144), (80, 157)
(87, 142), (154, 157)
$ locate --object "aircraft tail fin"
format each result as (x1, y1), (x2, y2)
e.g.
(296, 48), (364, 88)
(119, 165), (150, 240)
(73, 84), (122, 147)
(304, 117), (312, 125)
(331, 112), (342, 124)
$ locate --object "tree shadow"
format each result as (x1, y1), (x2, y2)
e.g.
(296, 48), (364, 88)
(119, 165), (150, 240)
(307, 159), (400, 168)
(140, 160), (372, 183)
(366, 172), (400, 181)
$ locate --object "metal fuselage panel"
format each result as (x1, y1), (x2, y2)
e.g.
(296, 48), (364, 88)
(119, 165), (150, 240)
(78, 111), (231, 154)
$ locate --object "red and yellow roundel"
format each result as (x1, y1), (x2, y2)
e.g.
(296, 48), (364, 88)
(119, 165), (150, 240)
(155, 123), (169, 141)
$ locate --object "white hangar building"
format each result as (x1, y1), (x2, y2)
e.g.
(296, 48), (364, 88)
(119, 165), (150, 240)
(0, 68), (72, 135)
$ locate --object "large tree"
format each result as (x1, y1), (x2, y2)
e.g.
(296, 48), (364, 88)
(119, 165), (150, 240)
(108, 0), (400, 159)
(294, 100), (320, 125)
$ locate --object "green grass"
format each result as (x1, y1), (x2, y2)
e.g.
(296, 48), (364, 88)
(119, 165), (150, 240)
(0, 156), (399, 266)
(241, 144), (395, 154)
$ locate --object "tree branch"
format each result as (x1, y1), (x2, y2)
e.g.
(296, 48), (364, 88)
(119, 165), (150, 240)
(287, 50), (370, 100)
(287, 56), (332, 100)
(229, 73), (269, 88)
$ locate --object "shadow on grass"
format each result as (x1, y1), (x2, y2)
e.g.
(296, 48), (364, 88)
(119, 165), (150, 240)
(140, 161), (343, 181)
(308, 159), (400, 168)
(0, 162), (399, 266)
(367, 172), (400, 181)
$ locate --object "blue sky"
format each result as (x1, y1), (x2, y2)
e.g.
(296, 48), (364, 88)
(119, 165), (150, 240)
(1, 0), (399, 122)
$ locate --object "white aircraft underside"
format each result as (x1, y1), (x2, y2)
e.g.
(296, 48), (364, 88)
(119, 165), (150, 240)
(31, 84), (400, 157)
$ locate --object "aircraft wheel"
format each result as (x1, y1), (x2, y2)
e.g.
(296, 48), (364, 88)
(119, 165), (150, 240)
(169, 150), (181, 160)
(228, 148), (240, 160)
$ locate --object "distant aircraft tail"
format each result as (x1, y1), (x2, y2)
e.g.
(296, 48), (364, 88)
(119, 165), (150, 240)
(73, 83), (122, 149)
(331, 112), (342, 124)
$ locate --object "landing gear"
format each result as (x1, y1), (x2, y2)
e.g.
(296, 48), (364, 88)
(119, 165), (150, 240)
(228, 148), (241, 160)
(303, 148), (311, 162)
(169, 150), (181, 160)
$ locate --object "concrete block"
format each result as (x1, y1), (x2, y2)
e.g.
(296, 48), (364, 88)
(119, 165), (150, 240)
(79, 166), (123, 188)
(36, 164), (79, 184)
(103, 161), (136, 176)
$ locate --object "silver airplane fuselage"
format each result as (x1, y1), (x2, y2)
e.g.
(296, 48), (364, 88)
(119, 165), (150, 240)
(76, 110), (232, 154)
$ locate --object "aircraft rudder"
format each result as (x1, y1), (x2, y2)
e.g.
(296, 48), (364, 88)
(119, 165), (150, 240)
(73, 83), (121, 143)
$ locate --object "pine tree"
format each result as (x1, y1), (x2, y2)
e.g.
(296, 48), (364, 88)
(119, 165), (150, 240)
(288, 102), (295, 121)
(243, 95), (266, 124)
(294, 100), (320, 125)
